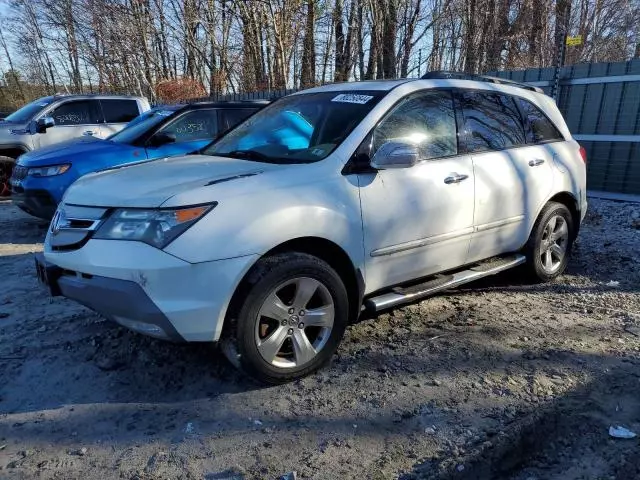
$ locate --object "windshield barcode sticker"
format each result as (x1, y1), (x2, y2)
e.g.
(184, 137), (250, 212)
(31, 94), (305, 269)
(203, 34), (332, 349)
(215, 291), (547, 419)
(332, 94), (374, 104)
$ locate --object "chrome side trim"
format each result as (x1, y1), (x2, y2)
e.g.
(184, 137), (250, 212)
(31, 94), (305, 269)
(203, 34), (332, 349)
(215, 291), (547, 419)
(371, 216), (523, 258)
(474, 215), (524, 233)
(370, 227), (474, 257)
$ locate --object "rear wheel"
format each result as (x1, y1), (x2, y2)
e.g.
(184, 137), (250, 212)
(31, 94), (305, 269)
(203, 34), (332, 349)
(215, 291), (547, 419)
(0, 156), (15, 197)
(524, 202), (575, 281)
(221, 252), (349, 384)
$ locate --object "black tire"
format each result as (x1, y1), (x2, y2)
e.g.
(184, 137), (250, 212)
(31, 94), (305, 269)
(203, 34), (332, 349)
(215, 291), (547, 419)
(221, 252), (349, 384)
(0, 156), (15, 197)
(523, 201), (575, 282)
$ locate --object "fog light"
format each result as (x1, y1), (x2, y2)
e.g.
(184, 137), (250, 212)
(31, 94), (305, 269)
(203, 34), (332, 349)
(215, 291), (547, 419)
(113, 316), (167, 339)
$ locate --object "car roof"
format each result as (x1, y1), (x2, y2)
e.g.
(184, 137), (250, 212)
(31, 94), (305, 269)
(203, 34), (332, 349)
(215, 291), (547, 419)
(297, 79), (414, 94)
(50, 94), (147, 101)
(294, 74), (544, 96)
(174, 100), (271, 109)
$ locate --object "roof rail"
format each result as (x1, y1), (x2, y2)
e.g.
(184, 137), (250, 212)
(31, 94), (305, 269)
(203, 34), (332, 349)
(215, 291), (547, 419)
(185, 98), (272, 106)
(420, 71), (544, 93)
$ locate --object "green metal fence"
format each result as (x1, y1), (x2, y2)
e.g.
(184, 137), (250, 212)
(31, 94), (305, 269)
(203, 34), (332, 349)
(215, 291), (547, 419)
(488, 60), (640, 195)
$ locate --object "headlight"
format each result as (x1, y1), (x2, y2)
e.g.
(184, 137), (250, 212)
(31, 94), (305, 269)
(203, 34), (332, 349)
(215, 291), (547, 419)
(94, 203), (216, 249)
(29, 164), (71, 177)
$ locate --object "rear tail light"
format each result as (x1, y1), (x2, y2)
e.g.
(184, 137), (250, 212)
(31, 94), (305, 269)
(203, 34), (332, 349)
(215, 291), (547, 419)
(578, 145), (587, 164)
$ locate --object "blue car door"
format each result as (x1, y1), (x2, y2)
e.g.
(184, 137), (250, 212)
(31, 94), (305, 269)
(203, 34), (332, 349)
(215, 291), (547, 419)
(145, 108), (219, 160)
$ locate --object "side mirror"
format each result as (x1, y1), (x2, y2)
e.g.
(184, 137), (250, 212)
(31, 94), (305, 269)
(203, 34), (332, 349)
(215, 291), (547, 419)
(148, 132), (176, 147)
(371, 140), (420, 169)
(36, 117), (55, 133)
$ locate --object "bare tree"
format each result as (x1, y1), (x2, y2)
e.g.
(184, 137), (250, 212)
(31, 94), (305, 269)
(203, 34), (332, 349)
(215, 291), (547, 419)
(0, 0), (638, 106)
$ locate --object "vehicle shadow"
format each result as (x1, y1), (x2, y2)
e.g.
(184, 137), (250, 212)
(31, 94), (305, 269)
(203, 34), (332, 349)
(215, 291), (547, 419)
(1, 326), (637, 475)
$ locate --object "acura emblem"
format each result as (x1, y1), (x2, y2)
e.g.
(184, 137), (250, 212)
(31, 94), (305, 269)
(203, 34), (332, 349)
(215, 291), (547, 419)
(50, 209), (68, 235)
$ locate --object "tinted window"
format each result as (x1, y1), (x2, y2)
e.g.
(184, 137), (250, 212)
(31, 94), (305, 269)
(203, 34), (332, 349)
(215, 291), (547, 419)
(50, 100), (98, 125)
(221, 108), (258, 131)
(518, 98), (564, 143)
(460, 91), (526, 152)
(159, 109), (218, 142)
(108, 107), (179, 144)
(373, 90), (457, 160)
(101, 99), (140, 123)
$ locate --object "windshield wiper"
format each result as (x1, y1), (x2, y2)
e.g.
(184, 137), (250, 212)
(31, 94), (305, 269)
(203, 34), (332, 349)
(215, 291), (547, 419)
(213, 149), (313, 165)
(225, 150), (272, 162)
(227, 150), (271, 162)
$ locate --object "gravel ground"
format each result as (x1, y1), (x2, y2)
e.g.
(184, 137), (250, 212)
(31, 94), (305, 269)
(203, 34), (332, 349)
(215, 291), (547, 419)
(0, 197), (639, 480)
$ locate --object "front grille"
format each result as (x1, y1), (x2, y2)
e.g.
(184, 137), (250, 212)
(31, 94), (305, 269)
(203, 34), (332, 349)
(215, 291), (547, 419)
(48, 204), (108, 252)
(12, 165), (28, 180)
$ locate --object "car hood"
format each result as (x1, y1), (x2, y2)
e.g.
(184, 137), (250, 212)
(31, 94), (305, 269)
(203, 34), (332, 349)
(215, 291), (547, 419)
(17, 137), (137, 167)
(63, 154), (281, 208)
(0, 121), (30, 139)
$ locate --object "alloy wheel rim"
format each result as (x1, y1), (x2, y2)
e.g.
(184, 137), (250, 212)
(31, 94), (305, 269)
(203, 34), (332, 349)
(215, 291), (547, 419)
(255, 277), (335, 369)
(540, 215), (569, 274)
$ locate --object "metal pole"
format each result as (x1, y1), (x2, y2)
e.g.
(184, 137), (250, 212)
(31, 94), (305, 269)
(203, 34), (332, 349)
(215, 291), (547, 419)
(551, 1), (571, 102)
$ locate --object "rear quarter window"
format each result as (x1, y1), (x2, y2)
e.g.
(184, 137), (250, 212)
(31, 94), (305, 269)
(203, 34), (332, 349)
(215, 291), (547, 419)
(518, 98), (564, 144)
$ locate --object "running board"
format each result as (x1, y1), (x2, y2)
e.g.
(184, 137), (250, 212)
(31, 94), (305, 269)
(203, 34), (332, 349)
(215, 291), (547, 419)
(364, 254), (526, 312)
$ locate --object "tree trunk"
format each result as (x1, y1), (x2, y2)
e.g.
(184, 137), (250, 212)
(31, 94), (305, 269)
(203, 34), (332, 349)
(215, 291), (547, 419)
(464, 0), (477, 73)
(381, 0), (397, 78)
(334, 0), (346, 81)
(300, 0), (316, 87)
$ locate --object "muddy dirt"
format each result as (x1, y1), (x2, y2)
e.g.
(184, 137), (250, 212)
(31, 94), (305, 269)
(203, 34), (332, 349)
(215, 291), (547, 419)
(0, 198), (639, 480)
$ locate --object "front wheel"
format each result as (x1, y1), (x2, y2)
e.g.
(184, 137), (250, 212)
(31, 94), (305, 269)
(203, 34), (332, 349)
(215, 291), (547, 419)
(221, 252), (349, 384)
(523, 202), (575, 282)
(0, 156), (15, 197)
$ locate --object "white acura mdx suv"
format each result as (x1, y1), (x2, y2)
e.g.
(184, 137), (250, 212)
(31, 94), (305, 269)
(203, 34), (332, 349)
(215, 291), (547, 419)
(37, 73), (587, 383)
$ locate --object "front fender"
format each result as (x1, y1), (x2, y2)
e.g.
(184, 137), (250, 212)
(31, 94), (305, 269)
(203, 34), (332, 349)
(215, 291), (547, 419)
(163, 175), (364, 271)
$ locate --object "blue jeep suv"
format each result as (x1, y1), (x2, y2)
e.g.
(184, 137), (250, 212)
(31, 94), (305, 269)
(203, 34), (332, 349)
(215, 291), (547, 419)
(10, 100), (267, 219)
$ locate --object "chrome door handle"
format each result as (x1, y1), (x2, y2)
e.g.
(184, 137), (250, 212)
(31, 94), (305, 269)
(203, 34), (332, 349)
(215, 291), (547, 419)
(82, 130), (96, 136)
(444, 173), (469, 184)
(528, 158), (545, 167)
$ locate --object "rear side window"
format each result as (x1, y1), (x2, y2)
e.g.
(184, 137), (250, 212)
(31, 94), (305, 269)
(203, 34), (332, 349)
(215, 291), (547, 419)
(221, 108), (258, 131)
(159, 109), (218, 141)
(101, 99), (140, 123)
(518, 98), (564, 144)
(50, 100), (100, 125)
(459, 91), (526, 153)
(372, 90), (457, 160)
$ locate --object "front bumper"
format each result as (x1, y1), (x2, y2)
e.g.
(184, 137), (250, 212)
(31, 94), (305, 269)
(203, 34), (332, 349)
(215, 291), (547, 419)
(42, 240), (258, 342)
(11, 187), (58, 219)
(37, 253), (184, 341)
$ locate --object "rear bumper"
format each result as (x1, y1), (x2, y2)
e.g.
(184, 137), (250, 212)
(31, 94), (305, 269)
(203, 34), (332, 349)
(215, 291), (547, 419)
(11, 188), (58, 220)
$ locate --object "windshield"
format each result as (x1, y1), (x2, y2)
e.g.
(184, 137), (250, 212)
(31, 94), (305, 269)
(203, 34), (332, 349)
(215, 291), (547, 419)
(4, 96), (55, 123)
(203, 91), (385, 164)
(107, 107), (179, 144)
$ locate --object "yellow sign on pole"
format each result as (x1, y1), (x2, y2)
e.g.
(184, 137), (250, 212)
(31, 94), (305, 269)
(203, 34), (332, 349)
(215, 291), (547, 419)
(566, 35), (583, 46)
